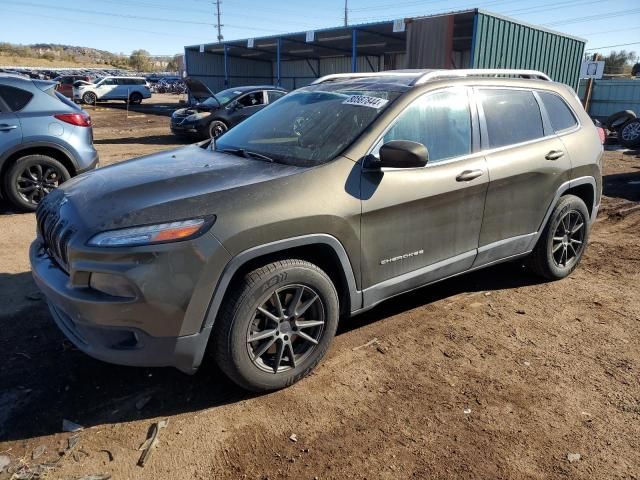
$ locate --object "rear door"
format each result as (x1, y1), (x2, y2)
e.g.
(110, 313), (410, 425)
(0, 85), (25, 154)
(360, 87), (488, 300)
(474, 87), (571, 265)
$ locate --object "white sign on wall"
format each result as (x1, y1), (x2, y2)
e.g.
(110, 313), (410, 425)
(306, 31), (315, 43)
(247, 38), (254, 48)
(393, 19), (405, 33)
(580, 61), (605, 79)
(199, 44), (205, 53)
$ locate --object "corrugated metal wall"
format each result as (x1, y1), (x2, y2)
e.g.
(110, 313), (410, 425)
(577, 79), (640, 118)
(185, 49), (272, 91)
(471, 12), (585, 88)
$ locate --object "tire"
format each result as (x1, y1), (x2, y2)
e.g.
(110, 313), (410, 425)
(213, 259), (339, 392)
(2, 154), (71, 211)
(618, 118), (640, 148)
(128, 92), (143, 105)
(208, 120), (228, 139)
(527, 194), (590, 280)
(605, 109), (636, 130)
(82, 91), (97, 105)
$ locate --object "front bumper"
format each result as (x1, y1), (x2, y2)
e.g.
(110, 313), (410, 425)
(29, 238), (222, 374)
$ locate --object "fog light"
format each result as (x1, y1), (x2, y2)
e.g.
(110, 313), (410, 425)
(89, 272), (137, 298)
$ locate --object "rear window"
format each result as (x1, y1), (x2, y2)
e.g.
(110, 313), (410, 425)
(480, 89), (544, 148)
(538, 91), (578, 132)
(0, 85), (34, 112)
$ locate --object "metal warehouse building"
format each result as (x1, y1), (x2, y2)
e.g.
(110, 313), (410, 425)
(184, 8), (585, 92)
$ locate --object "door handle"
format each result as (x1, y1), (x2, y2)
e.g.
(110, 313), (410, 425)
(0, 124), (18, 131)
(456, 169), (484, 182)
(545, 150), (565, 160)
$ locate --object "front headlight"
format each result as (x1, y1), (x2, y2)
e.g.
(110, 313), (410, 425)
(186, 112), (211, 122)
(87, 218), (211, 247)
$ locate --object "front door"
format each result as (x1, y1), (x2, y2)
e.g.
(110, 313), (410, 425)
(0, 86), (23, 153)
(360, 87), (488, 305)
(475, 88), (572, 264)
(229, 91), (266, 126)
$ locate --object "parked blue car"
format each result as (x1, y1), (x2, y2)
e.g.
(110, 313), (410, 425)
(0, 74), (98, 211)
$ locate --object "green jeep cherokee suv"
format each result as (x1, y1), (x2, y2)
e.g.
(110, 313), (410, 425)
(30, 69), (603, 391)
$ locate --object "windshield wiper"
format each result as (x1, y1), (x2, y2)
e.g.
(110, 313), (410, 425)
(220, 148), (274, 163)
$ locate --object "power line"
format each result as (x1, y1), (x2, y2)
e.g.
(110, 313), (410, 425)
(503, 0), (602, 16)
(1, 7), (206, 45)
(5, 0), (215, 26)
(544, 8), (640, 27)
(585, 41), (640, 51)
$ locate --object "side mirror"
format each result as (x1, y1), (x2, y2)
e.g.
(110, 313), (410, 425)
(371, 140), (429, 169)
(228, 101), (243, 111)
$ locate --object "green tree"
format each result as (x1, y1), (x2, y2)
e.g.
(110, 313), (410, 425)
(602, 50), (637, 75)
(129, 49), (151, 71)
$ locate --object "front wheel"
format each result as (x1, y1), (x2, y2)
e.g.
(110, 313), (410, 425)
(213, 259), (339, 391)
(82, 91), (97, 105)
(527, 194), (590, 280)
(208, 120), (228, 139)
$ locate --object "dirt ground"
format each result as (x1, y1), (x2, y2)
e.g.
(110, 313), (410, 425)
(0, 95), (639, 480)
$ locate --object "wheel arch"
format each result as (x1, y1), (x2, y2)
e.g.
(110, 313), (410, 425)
(0, 144), (77, 192)
(202, 235), (362, 332)
(531, 176), (598, 250)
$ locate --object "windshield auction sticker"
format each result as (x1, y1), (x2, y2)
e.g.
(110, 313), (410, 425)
(342, 95), (389, 109)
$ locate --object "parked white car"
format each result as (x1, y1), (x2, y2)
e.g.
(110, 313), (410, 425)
(73, 76), (151, 105)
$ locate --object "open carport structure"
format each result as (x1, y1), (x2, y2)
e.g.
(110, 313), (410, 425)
(184, 8), (585, 92)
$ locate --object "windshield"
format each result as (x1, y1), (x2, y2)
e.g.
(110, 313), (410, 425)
(214, 83), (403, 167)
(199, 87), (244, 107)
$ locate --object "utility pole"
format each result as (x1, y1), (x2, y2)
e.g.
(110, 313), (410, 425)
(215, 0), (223, 42)
(344, 0), (348, 26)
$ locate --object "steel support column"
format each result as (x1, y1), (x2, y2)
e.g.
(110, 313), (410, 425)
(276, 37), (281, 87)
(223, 44), (229, 87)
(351, 29), (358, 72)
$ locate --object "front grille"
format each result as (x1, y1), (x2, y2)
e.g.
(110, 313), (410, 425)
(36, 195), (75, 273)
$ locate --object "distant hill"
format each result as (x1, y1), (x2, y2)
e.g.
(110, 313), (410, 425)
(0, 43), (177, 70)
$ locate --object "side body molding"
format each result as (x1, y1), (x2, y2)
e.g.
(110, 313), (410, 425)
(202, 234), (362, 330)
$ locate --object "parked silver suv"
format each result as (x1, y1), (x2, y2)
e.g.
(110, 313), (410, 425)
(0, 74), (98, 211)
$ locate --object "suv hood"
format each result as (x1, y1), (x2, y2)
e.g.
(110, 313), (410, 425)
(57, 144), (305, 233)
(185, 77), (216, 103)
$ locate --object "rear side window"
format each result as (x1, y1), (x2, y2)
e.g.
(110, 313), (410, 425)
(538, 91), (578, 132)
(480, 89), (544, 148)
(382, 88), (472, 163)
(268, 90), (286, 102)
(0, 85), (34, 112)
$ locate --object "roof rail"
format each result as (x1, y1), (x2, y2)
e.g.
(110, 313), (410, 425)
(412, 69), (551, 85)
(310, 71), (422, 85)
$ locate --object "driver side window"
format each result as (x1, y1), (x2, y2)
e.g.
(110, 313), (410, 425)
(238, 91), (265, 107)
(378, 88), (472, 163)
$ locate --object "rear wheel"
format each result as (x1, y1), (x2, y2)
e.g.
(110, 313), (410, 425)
(3, 154), (71, 211)
(82, 91), (97, 105)
(527, 194), (589, 280)
(213, 259), (339, 391)
(619, 118), (640, 148)
(128, 92), (143, 105)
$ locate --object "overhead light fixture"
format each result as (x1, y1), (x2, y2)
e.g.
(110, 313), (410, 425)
(241, 53), (262, 57)
(318, 35), (351, 42)
(319, 54), (344, 58)
(289, 48), (314, 53)
(257, 42), (277, 48)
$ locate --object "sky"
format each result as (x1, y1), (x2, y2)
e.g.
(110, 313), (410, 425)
(1, 0), (639, 57)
